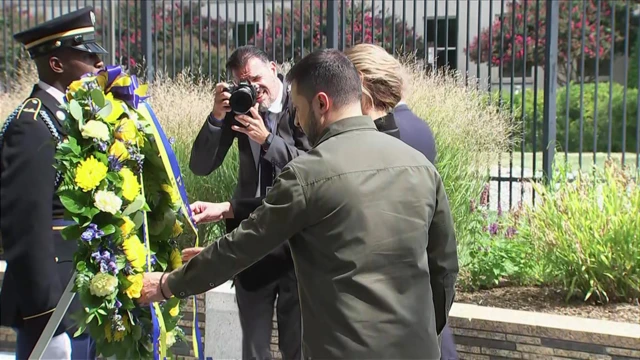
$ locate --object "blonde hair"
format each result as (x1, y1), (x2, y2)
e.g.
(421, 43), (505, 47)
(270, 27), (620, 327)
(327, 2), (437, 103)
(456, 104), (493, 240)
(344, 43), (404, 112)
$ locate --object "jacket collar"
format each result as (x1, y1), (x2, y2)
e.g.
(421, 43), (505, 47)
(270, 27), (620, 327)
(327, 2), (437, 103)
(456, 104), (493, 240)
(373, 112), (399, 139)
(30, 84), (68, 133)
(315, 115), (377, 146)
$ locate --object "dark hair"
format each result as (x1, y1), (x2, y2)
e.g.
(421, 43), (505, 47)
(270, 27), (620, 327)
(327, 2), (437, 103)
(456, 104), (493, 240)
(225, 45), (270, 73)
(285, 48), (362, 108)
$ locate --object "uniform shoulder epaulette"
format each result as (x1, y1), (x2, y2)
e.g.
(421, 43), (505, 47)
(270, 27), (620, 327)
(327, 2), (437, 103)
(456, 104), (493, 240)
(0, 97), (63, 188)
(15, 97), (43, 121)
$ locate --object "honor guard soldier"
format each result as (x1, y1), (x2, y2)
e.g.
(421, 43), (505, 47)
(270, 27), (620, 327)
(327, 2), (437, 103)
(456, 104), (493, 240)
(0, 7), (106, 360)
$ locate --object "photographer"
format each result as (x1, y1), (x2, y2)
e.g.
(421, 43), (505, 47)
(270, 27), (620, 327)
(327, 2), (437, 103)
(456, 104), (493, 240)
(189, 45), (310, 360)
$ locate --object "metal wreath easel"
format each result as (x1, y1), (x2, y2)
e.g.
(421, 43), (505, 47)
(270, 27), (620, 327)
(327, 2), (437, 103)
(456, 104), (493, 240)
(28, 273), (77, 360)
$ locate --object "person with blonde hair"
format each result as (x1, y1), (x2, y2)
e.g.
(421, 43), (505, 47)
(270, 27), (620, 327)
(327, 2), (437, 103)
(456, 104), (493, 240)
(344, 43), (437, 164)
(345, 43), (457, 360)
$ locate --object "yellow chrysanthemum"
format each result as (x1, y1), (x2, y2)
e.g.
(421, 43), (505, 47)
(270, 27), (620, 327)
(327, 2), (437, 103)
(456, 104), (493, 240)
(105, 314), (130, 343)
(94, 190), (123, 215)
(169, 304), (180, 317)
(171, 221), (183, 238)
(75, 156), (108, 192)
(170, 248), (182, 270)
(81, 120), (110, 141)
(125, 273), (143, 299)
(120, 216), (135, 237)
(89, 273), (118, 297)
(114, 118), (139, 143)
(109, 140), (129, 160)
(161, 183), (180, 205)
(119, 167), (141, 201)
(122, 235), (146, 270)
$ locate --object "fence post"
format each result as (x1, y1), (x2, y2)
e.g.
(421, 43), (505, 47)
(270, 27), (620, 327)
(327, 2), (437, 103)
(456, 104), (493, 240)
(542, 0), (559, 183)
(109, 0), (117, 66)
(140, 0), (154, 82)
(326, 1), (339, 48)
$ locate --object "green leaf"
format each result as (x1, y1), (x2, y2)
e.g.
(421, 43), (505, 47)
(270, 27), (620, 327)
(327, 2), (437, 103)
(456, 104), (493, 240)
(132, 211), (144, 229)
(69, 99), (84, 122)
(116, 255), (127, 270)
(90, 88), (106, 108)
(96, 308), (107, 315)
(61, 225), (84, 242)
(76, 261), (88, 272)
(123, 195), (146, 216)
(102, 224), (117, 236)
(59, 194), (87, 214)
(107, 172), (122, 184)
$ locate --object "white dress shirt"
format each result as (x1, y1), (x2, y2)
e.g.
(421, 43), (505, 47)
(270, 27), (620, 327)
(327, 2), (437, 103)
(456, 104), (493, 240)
(38, 80), (66, 105)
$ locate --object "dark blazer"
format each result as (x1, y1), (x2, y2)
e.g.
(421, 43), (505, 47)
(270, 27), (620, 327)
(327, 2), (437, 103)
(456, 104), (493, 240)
(375, 111), (459, 360)
(393, 103), (438, 164)
(0, 85), (82, 346)
(189, 74), (311, 290)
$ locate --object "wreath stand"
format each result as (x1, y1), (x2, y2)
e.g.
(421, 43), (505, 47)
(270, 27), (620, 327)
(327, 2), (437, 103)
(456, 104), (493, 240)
(29, 273), (77, 360)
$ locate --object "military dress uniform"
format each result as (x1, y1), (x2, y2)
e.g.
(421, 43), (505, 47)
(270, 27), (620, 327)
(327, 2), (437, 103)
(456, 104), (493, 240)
(0, 7), (106, 360)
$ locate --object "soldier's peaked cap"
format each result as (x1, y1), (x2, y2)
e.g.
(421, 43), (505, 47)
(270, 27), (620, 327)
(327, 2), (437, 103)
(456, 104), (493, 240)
(13, 6), (107, 59)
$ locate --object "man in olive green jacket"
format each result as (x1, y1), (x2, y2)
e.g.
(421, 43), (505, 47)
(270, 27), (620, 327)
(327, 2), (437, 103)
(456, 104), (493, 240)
(140, 49), (459, 359)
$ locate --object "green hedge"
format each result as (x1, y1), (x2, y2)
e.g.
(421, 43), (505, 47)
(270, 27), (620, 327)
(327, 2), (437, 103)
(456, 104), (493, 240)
(495, 82), (639, 153)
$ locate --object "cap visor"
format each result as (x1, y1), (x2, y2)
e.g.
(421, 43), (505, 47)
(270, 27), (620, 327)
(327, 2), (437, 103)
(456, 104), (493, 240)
(71, 41), (108, 54)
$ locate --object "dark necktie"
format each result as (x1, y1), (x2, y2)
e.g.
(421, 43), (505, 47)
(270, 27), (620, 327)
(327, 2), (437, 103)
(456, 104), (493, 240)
(259, 111), (274, 196)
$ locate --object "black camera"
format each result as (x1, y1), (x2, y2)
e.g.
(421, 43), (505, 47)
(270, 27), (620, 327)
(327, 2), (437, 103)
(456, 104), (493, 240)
(225, 81), (259, 115)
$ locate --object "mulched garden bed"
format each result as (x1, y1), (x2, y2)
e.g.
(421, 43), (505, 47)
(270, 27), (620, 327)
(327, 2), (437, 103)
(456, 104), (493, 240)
(455, 285), (640, 324)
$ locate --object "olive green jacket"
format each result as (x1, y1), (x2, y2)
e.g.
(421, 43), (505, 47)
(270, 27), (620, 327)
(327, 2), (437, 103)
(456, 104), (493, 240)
(168, 115), (459, 359)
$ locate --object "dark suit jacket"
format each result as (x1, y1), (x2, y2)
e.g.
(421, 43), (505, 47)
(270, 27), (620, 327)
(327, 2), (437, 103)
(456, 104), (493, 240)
(0, 85), (81, 343)
(189, 74), (311, 290)
(393, 103), (438, 164)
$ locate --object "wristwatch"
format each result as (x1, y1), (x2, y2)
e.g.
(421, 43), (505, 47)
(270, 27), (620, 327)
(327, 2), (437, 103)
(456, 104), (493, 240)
(262, 132), (275, 151)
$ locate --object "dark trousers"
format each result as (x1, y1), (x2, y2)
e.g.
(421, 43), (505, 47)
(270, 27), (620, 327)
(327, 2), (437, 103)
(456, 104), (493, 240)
(15, 329), (96, 360)
(235, 269), (302, 360)
(440, 324), (459, 360)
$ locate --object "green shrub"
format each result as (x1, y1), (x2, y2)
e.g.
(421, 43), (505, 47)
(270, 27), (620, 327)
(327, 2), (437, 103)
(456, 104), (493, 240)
(519, 161), (640, 303)
(496, 82), (639, 153)
(457, 193), (537, 290)
(401, 64), (515, 266)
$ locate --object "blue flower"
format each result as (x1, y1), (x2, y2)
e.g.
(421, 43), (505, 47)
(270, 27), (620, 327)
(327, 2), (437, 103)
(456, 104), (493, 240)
(168, 137), (175, 145)
(81, 223), (105, 242)
(108, 155), (123, 171)
(115, 299), (122, 309)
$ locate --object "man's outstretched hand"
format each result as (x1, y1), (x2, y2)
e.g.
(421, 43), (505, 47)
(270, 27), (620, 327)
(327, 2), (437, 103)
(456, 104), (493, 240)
(182, 247), (204, 262)
(138, 272), (172, 306)
(190, 201), (233, 224)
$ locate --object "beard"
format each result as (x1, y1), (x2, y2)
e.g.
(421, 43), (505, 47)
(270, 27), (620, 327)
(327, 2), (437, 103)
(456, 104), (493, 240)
(303, 108), (323, 146)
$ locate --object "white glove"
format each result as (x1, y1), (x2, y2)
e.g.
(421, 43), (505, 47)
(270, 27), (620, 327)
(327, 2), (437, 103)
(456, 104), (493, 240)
(40, 332), (72, 360)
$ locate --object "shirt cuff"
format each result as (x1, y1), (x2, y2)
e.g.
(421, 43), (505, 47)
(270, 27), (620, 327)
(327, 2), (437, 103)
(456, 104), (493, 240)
(166, 270), (190, 299)
(207, 113), (225, 128)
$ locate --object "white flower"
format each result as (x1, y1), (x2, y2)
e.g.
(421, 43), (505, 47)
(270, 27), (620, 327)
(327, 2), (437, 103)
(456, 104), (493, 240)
(165, 330), (176, 348)
(81, 120), (110, 141)
(89, 273), (118, 297)
(94, 190), (123, 214)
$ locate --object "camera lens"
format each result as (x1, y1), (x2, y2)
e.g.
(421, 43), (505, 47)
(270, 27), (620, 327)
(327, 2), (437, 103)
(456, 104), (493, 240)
(230, 85), (256, 115)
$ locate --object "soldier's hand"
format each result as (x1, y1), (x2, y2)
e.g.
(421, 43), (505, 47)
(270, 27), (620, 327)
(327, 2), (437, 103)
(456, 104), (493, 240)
(190, 201), (233, 224)
(181, 247), (204, 262)
(212, 82), (232, 120)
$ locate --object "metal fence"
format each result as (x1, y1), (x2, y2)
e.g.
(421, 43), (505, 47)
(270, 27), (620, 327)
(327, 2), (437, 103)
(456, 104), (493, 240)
(1, 0), (639, 209)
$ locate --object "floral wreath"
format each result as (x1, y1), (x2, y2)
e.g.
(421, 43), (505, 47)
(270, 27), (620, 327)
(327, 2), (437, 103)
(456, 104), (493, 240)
(54, 66), (201, 359)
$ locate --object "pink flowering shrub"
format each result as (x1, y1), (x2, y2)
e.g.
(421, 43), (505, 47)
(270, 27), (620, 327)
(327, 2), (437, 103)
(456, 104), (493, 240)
(466, 0), (637, 83)
(97, 1), (232, 78)
(251, 0), (425, 62)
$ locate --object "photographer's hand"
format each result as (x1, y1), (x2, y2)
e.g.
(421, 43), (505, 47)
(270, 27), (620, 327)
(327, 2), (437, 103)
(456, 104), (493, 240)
(232, 105), (270, 145)
(212, 82), (231, 120)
